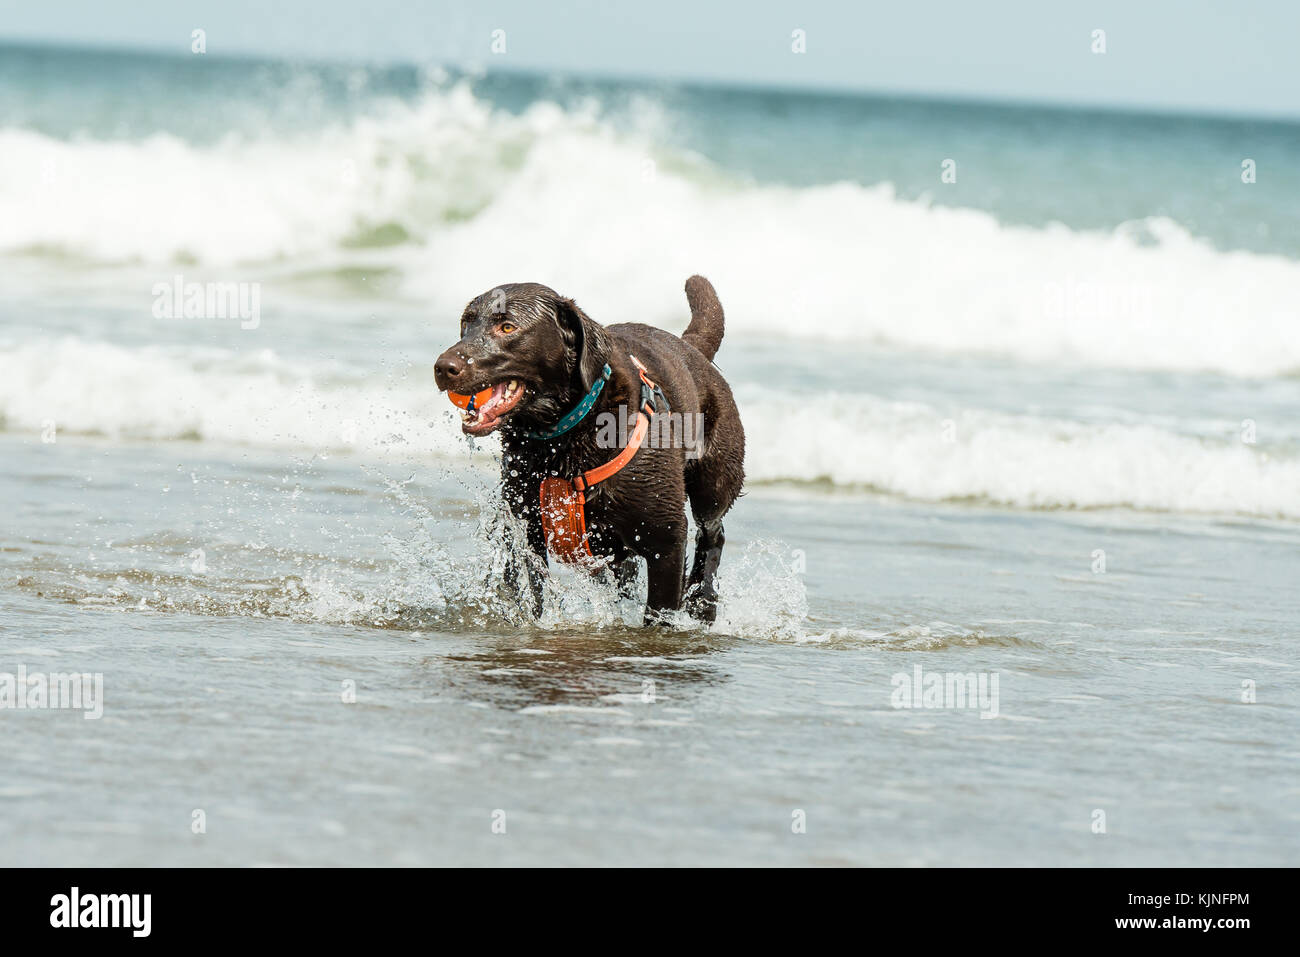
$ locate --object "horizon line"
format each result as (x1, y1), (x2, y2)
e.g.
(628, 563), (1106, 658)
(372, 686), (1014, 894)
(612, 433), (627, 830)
(3, 34), (1299, 127)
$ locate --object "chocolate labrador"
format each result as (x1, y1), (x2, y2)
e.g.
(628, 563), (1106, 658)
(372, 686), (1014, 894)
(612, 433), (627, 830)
(433, 276), (744, 625)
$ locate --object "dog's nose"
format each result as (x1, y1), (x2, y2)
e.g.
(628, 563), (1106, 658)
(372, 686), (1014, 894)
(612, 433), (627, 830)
(434, 352), (464, 390)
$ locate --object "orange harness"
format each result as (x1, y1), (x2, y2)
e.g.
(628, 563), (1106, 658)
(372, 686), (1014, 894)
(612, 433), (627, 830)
(539, 356), (665, 565)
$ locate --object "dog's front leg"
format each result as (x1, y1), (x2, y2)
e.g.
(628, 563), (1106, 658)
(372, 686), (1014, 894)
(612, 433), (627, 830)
(501, 506), (547, 620)
(520, 508), (548, 619)
(501, 509), (548, 621)
(502, 467), (549, 620)
(643, 536), (686, 626)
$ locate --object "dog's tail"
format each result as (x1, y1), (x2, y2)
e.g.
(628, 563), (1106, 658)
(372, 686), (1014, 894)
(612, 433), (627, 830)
(681, 275), (725, 361)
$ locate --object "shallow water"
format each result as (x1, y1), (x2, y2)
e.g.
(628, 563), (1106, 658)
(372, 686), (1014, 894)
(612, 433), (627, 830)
(3, 433), (1297, 865)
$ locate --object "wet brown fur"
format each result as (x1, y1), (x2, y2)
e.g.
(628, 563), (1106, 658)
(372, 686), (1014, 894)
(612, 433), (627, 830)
(434, 276), (744, 624)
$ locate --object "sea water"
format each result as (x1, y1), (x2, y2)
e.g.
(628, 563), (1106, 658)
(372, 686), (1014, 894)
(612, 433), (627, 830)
(1, 43), (1297, 865)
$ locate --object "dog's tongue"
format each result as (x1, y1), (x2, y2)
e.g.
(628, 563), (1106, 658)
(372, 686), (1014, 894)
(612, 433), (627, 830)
(475, 382), (512, 420)
(463, 380), (523, 435)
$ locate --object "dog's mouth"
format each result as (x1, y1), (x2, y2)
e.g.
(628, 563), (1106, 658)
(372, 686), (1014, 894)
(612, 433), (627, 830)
(456, 379), (527, 436)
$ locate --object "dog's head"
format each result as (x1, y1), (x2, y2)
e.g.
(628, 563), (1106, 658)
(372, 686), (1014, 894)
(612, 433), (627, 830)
(434, 283), (609, 437)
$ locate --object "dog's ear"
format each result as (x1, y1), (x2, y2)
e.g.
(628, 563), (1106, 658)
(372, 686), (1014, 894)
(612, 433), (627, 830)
(553, 296), (607, 392)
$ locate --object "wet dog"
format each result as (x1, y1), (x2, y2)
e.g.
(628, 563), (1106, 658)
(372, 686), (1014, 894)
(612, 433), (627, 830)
(433, 276), (744, 624)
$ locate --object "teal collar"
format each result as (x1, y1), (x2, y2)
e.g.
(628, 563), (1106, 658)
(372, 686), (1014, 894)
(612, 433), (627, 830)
(521, 364), (612, 441)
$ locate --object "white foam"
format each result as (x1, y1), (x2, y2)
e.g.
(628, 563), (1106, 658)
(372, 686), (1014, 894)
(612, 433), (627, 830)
(3, 336), (1296, 519)
(4, 85), (1300, 376)
(409, 134), (1300, 377)
(739, 390), (1300, 519)
(0, 84), (524, 264)
(0, 336), (469, 458)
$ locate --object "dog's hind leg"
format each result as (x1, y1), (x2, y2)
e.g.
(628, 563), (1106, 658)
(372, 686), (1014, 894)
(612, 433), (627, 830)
(684, 520), (725, 624)
(683, 454), (742, 624)
(683, 432), (743, 625)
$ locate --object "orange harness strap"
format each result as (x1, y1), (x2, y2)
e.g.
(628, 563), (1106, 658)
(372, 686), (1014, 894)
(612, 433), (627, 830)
(539, 357), (661, 564)
(573, 407), (649, 492)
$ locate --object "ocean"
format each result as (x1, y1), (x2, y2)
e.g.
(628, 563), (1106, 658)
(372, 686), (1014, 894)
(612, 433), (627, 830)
(1, 42), (1297, 866)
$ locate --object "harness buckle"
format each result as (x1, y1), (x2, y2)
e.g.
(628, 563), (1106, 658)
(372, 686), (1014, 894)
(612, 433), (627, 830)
(632, 356), (669, 415)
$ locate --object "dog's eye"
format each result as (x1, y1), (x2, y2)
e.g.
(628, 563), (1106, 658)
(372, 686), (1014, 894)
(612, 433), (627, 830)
(499, 322), (517, 334)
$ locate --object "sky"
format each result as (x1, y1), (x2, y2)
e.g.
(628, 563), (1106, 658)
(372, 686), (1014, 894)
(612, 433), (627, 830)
(2, 0), (1298, 117)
